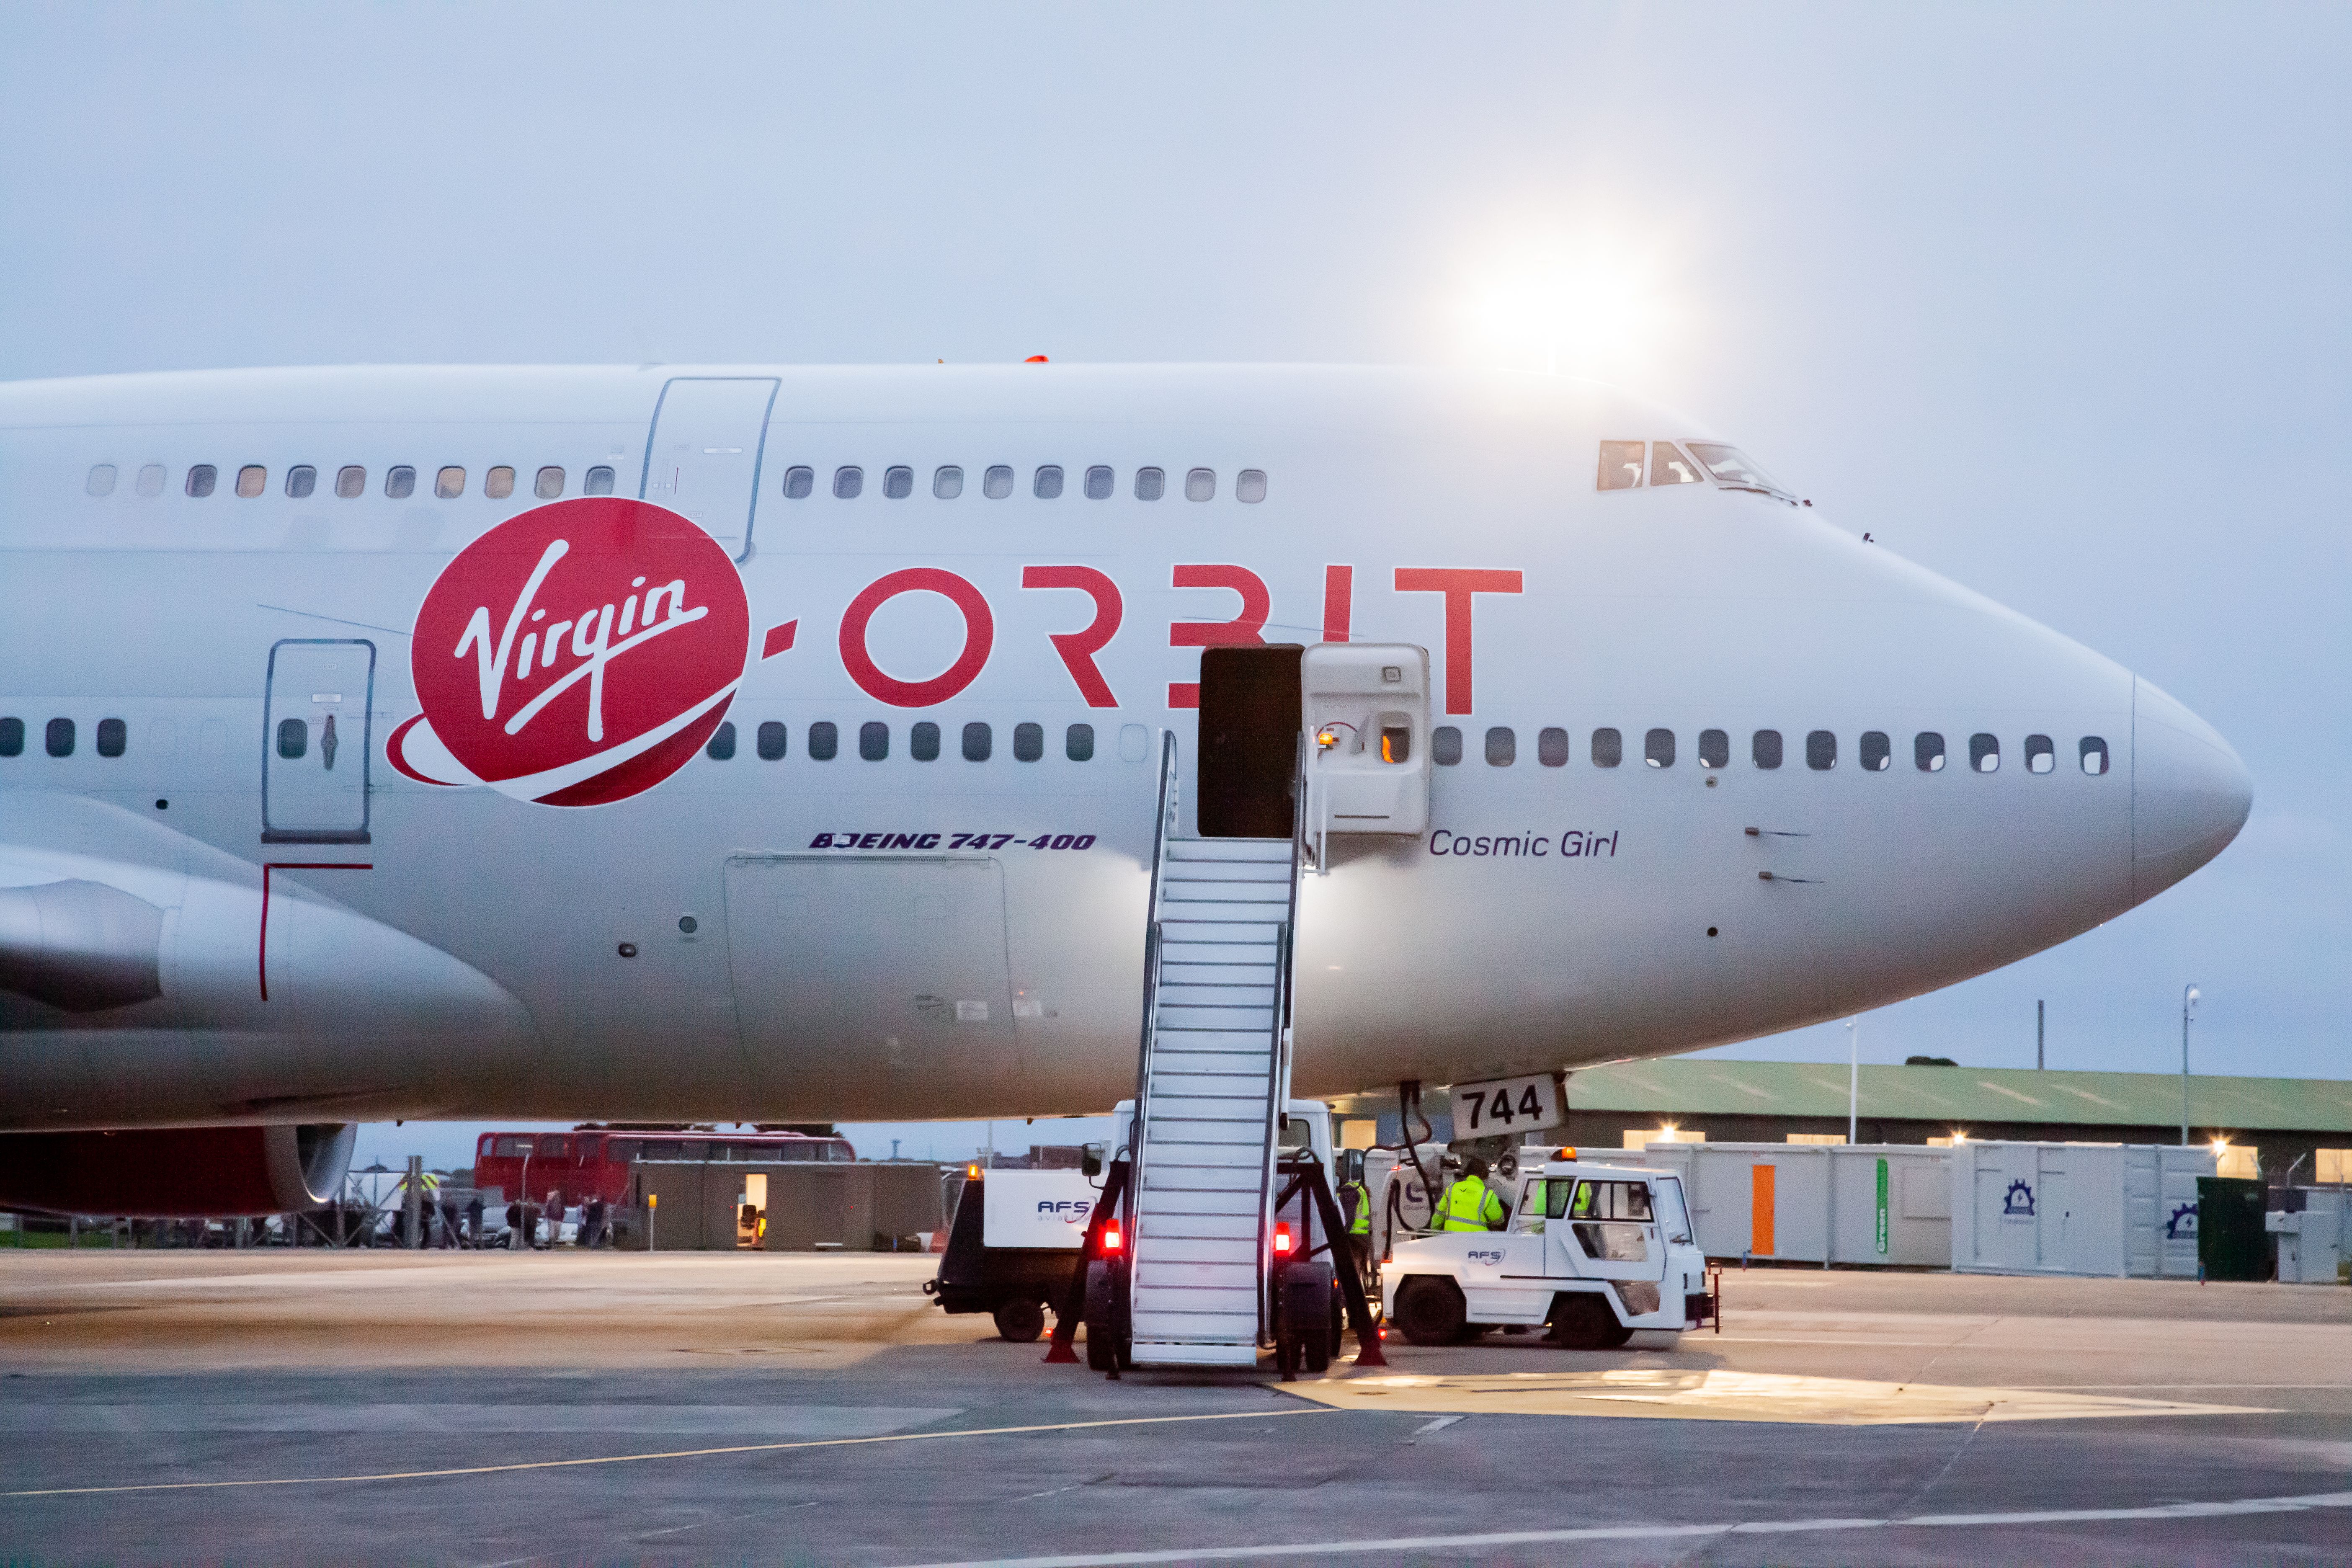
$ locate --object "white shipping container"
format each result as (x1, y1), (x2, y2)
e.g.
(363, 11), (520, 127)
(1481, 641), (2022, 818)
(1615, 1143), (1952, 1266)
(1949, 1142), (2213, 1278)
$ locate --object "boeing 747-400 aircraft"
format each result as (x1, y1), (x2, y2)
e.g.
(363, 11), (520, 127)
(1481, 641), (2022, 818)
(0, 364), (2250, 1214)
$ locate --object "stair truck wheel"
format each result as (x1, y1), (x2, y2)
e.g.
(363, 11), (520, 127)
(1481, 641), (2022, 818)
(1393, 1276), (1466, 1346)
(1547, 1290), (1635, 1349)
(1083, 1259), (1123, 1372)
(991, 1298), (1047, 1343)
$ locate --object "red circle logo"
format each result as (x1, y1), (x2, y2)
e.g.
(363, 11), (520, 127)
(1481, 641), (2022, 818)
(394, 498), (750, 806)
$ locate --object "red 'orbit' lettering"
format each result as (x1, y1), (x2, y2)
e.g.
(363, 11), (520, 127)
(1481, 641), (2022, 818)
(1394, 567), (1523, 714)
(1021, 565), (1123, 707)
(838, 568), (995, 707)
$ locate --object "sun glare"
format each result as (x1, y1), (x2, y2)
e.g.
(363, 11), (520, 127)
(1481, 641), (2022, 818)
(1455, 230), (1684, 380)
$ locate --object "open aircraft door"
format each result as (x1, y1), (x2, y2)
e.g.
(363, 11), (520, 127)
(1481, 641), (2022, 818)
(1301, 642), (1430, 861)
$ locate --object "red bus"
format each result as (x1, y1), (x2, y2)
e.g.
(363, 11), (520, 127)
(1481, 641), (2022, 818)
(472, 1127), (856, 1208)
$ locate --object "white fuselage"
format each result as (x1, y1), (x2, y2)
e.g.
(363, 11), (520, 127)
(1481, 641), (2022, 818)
(0, 364), (2251, 1130)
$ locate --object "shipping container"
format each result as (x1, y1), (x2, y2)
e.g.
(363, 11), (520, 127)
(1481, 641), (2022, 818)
(1949, 1142), (2213, 1278)
(1614, 1142), (1953, 1266)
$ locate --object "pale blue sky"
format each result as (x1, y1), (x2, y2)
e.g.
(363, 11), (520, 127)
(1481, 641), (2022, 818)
(5, 5), (2344, 1172)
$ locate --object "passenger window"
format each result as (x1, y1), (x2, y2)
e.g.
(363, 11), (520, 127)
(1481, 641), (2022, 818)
(46, 718), (75, 757)
(860, 721), (889, 761)
(385, 466), (416, 499)
(136, 464), (166, 496)
(1083, 465), (1114, 500)
(0, 717), (21, 756)
(933, 466), (964, 499)
(783, 465), (814, 500)
(1970, 733), (1999, 773)
(910, 721), (941, 761)
(236, 465), (267, 498)
(1033, 465), (1064, 499)
(1807, 730), (1836, 770)
(706, 721), (736, 760)
(435, 467), (465, 499)
(834, 466), (863, 499)
(485, 466), (515, 500)
(1066, 723), (1094, 761)
(1752, 729), (1783, 769)
(2079, 736), (2109, 775)
(1649, 442), (1703, 485)
(883, 465), (914, 499)
(1432, 726), (1462, 766)
(276, 717), (307, 760)
(1185, 467), (1215, 501)
(584, 465), (615, 495)
(285, 465), (316, 499)
(1134, 467), (1166, 501)
(186, 465), (217, 498)
(1860, 731), (1891, 771)
(808, 722), (838, 761)
(96, 718), (126, 758)
(756, 721), (787, 761)
(1538, 727), (1569, 767)
(535, 466), (565, 499)
(2025, 734), (2055, 774)
(1698, 729), (1729, 769)
(86, 464), (116, 496)
(335, 465), (366, 499)
(1485, 727), (1515, 766)
(962, 722), (992, 761)
(1596, 440), (1643, 490)
(1645, 728), (1675, 768)
(1236, 469), (1267, 503)
(983, 465), (1014, 500)
(1013, 722), (1044, 761)
(1915, 732), (1946, 772)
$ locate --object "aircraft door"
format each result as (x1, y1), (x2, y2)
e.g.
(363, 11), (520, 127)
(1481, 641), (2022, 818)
(1302, 643), (1430, 846)
(1196, 644), (1302, 838)
(262, 639), (374, 844)
(640, 377), (779, 559)
(724, 852), (1019, 1110)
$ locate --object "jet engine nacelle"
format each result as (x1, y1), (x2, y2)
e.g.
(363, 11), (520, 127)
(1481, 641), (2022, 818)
(0, 1122), (355, 1217)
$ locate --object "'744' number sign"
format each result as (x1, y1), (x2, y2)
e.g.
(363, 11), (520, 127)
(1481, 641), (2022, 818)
(1451, 1073), (1565, 1137)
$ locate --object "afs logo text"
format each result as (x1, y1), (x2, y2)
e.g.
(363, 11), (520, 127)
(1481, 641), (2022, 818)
(390, 498), (753, 805)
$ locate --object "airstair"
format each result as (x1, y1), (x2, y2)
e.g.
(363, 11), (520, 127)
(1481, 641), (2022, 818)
(1121, 758), (1299, 1367)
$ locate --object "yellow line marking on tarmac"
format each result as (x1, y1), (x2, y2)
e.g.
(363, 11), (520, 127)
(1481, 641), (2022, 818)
(1279, 1368), (2275, 1425)
(0, 1406), (1335, 1499)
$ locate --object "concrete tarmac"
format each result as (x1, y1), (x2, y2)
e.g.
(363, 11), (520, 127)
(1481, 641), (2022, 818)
(2, 1250), (2348, 1565)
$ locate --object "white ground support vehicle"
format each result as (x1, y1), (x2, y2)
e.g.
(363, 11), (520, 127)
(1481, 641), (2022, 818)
(1381, 1151), (1712, 1348)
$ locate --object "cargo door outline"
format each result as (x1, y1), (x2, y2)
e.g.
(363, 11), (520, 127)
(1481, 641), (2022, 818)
(722, 853), (1018, 1101)
(262, 639), (374, 844)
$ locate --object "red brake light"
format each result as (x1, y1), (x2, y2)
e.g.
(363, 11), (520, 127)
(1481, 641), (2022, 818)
(1274, 1222), (1293, 1255)
(1102, 1224), (1123, 1253)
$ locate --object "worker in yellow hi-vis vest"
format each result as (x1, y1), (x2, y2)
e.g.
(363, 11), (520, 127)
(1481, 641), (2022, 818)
(1439, 1156), (1508, 1232)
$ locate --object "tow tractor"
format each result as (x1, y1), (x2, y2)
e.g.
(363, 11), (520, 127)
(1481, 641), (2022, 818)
(1381, 1146), (1717, 1347)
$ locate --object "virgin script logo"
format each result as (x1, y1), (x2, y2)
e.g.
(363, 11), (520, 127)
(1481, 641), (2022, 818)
(391, 498), (752, 806)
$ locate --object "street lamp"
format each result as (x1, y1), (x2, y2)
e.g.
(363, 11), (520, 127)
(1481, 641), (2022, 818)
(2179, 985), (2200, 1145)
(1845, 1017), (1859, 1144)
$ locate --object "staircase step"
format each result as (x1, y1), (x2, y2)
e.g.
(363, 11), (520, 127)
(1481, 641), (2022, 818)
(1166, 838), (1292, 861)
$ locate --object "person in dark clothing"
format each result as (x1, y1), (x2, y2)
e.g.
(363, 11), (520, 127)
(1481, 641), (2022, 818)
(465, 1194), (485, 1247)
(583, 1196), (607, 1249)
(438, 1197), (460, 1249)
(504, 1199), (523, 1250)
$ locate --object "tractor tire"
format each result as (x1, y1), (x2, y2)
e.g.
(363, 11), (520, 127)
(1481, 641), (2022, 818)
(1393, 1277), (1467, 1346)
(1084, 1259), (1122, 1372)
(1547, 1291), (1634, 1349)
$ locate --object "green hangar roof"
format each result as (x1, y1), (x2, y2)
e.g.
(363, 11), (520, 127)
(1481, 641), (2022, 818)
(1563, 1059), (2352, 1135)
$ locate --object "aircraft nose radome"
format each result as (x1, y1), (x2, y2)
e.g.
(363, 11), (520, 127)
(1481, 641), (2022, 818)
(2132, 676), (2253, 905)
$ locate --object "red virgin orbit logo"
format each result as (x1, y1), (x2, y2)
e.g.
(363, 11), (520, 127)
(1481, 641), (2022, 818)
(389, 498), (752, 806)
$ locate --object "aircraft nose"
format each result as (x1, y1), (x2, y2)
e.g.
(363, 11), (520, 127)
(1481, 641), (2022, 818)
(2131, 676), (2253, 905)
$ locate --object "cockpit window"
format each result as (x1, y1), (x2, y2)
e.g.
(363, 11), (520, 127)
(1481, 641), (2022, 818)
(1687, 442), (1788, 498)
(1649, 442), (1705, 485)
(1596, 440), (1644, 491)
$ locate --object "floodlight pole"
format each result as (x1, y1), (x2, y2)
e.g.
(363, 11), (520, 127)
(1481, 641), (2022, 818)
(1846, 1018), (1858, 1145)
(2179, 985), (2200, 1145)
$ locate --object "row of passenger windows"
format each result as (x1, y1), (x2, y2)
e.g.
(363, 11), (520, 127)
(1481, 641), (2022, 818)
(1432, 727), (2112, 776)
(781, 464), (1266, 503)
(85, 464), (618, 500)
(706, 720), (1098, 763)
(0, 717), (127, 758)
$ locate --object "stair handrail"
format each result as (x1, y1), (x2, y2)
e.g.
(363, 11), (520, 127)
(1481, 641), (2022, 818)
(1254, 732), (1312, 1338)
(1123, 730), (1181, 1242)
